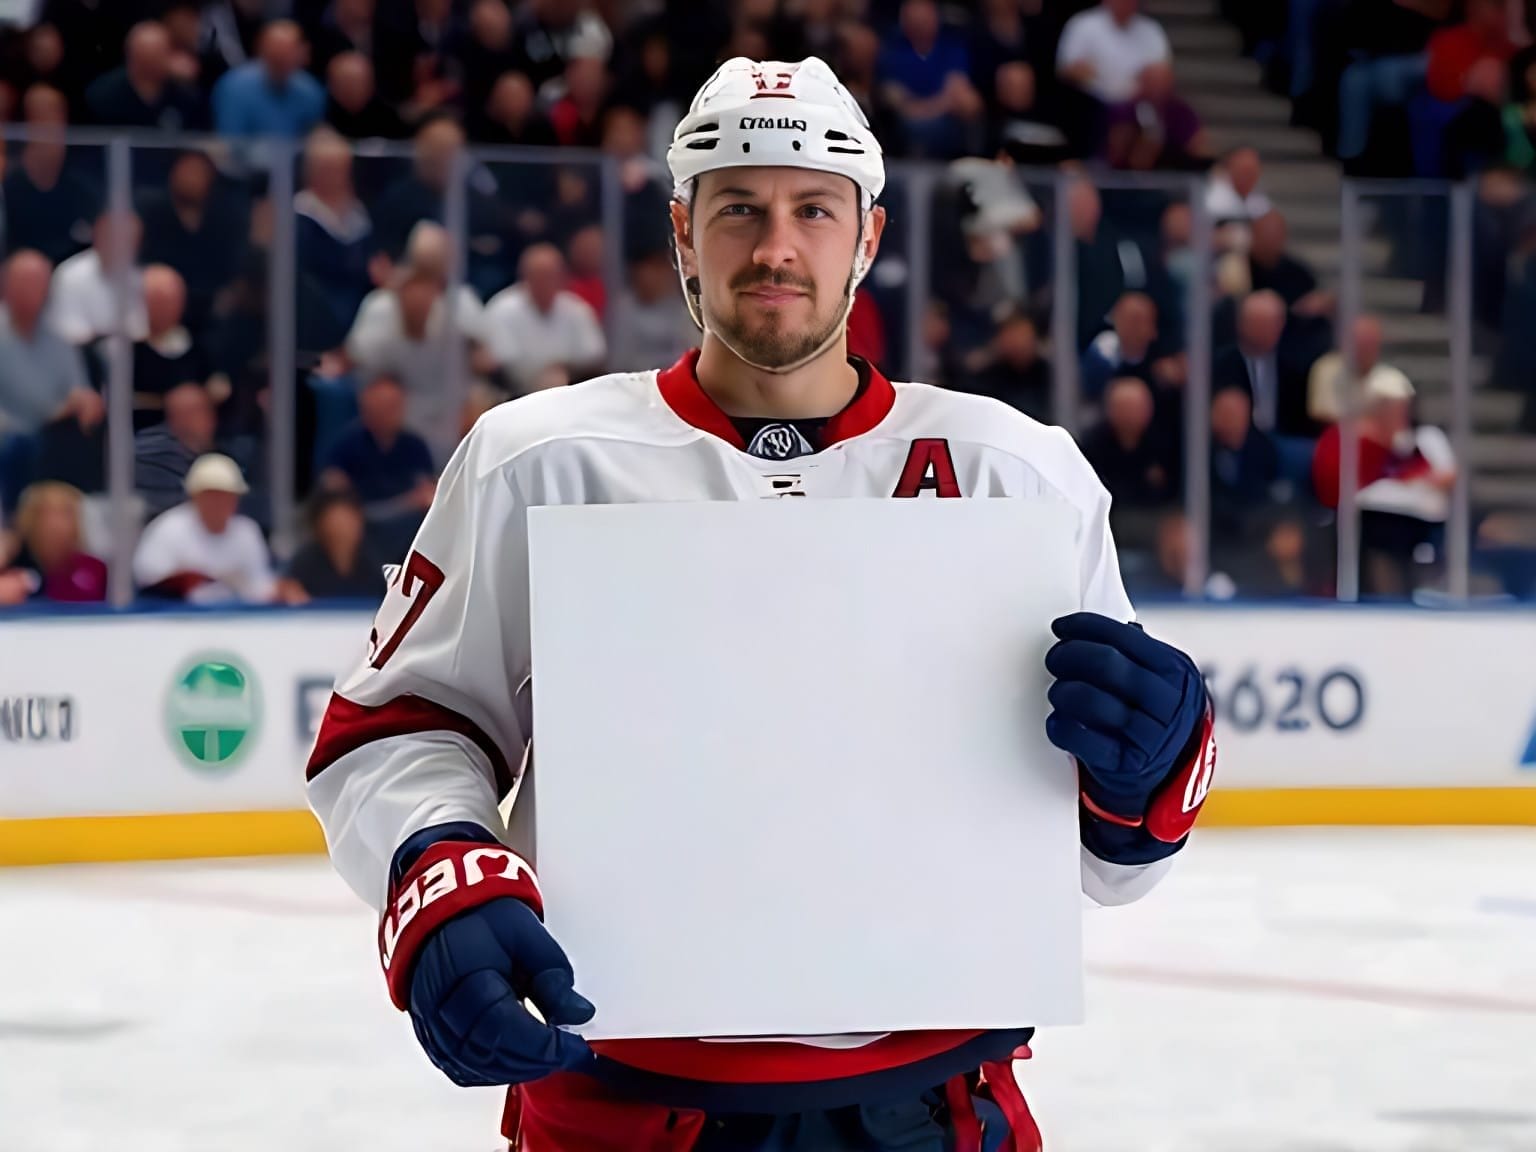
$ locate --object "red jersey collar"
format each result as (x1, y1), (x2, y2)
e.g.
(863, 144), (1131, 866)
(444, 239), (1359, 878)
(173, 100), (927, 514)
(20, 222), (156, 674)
(655, 348), (896, 452)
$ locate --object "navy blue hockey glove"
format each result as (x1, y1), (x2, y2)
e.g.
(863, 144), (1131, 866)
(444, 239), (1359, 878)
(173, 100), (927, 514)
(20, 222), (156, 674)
(1045, 612), (1216, 844)
(379, 822), (596, 1087)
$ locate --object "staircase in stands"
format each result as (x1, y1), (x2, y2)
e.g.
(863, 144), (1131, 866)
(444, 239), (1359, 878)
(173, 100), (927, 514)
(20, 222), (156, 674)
(1143, 0), (1536, 577)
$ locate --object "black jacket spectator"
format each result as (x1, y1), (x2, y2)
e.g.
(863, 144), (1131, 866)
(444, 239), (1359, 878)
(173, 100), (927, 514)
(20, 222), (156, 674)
(1210, 384), (1285, 543)
(3, 147), (99, 265)
(1080, 377), (1178, 498)
(137, 152), (249, 334)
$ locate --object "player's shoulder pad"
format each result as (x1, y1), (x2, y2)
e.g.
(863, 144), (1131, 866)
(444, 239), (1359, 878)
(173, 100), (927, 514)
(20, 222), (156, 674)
(889, 381), (1109, 507)
(461, 370), (683, 478)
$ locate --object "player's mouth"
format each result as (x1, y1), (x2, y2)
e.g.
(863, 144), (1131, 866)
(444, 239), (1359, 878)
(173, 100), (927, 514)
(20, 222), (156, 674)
(741, 288), (808, 306)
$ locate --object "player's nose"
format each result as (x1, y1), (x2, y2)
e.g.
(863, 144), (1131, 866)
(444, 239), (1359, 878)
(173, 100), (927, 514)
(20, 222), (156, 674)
(750, 210), (800, 271)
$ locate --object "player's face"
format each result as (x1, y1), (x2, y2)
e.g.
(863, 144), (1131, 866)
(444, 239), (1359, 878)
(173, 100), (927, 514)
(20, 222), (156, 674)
(679, 167), (882, 370)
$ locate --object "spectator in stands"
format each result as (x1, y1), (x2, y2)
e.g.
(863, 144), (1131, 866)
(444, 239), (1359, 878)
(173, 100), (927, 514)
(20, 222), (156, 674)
(295, 130), (374, 352)
(345, 252), (486, 462)
(309, 0), (377, 80)
(550, 51), (613, 149)
(1079, 376), (1178, 551)
(969, 0), (1048, 105)
(507, 0), (614, 94)
(0, 481), (107, 606)
(878, 0), (984, 158)
(161, 1), (211, 93)
(12, 22), (76, 118)
(1081, 291), (1166, 400)
(1209, 381), (1285, 545)
(212, 20), (325, 140)
(565, 224), (607, 318)
(0, 251), (100, 514)
(484, 242), (607, 395)
(319, 374), (435, 556)
(324, 51), (404, 142)
(277, 489), (388, 603)
(475, 69), (559, 147)
(1058, 0), (1173, 105)
(2, 104), (99, 265)
(372, 114), (512, 297)
(84, 21), (203, 131)
(957, 310), (1051, 420)
(49, 211), (147, 348)
(138, 150), (247, 333)
(373, 0), (463, 118)
(1213, 290), (1314, 437)
(135, 382), (226, 520)
(1105, 61), (1210, 171)
(456, 0), (520, 130)
(132, 452), (276, 604)
(1427, 0), (1517, 104)
(984, 60), (1068, 163)
(1307, 313), (1414, 425)
(1312, 371), (1457, 596)
(608, 248), (696, 373)
(1205, 147), (1274, 250)
(1221, 210), (1331, 314)
(131, 266), (211, 432)
(1066, 178), (1157, 352)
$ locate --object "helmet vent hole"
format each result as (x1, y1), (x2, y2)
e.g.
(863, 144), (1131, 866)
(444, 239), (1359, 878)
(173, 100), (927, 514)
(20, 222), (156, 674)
(742, 141), (750, 153)
(827, 146), (864, 155)
(686, 139), (718, 151)
(824, 129), (852, 141)
(792, 140), (802, 151)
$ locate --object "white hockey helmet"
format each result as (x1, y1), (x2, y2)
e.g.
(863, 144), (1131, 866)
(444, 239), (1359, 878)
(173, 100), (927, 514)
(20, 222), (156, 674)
(667, 56), (886, 208)
(667, 57), (886, 374)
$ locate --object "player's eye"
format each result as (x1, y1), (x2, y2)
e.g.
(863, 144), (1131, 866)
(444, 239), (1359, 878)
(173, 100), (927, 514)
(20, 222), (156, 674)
(799, 205), (832, 220)
(720, 203), (758, 217)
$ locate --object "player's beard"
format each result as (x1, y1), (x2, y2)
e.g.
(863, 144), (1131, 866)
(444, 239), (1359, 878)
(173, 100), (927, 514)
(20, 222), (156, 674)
(710, 268), (846, 370)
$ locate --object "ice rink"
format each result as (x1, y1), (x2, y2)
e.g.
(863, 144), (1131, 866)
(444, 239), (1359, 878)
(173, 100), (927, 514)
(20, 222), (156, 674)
(3, 828), (1536, 1152)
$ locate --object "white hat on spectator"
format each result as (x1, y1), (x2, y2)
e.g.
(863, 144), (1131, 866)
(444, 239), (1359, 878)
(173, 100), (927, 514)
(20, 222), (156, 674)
(1365, 366), (1414, 403)
(185, 453), (250, 496)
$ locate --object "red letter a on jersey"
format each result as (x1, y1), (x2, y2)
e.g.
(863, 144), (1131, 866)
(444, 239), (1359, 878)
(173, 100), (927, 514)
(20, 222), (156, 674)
(893, 439), (961, 498)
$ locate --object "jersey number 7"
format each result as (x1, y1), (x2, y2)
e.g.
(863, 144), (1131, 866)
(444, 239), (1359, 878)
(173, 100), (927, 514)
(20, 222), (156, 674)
(368, 551), (447, 670)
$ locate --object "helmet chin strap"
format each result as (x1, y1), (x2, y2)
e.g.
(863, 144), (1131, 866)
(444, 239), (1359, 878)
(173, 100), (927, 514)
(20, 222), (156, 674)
(678, 206), (875, 378)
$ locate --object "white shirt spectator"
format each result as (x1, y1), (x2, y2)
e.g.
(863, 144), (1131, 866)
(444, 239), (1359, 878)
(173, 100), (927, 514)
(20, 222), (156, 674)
(1056, 7), (1172, 104)
(133, 500), (276, 604)
(346, 284), (486, 462)
(48, 249), (147, 346)
(482, 284), (606, 393)
(1205, 173), (1274, 225)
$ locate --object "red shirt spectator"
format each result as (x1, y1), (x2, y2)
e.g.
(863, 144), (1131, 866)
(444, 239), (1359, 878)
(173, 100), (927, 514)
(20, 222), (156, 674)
(847, 288), (888, 369)
(0, 481), (108, 605)
(1426, 0), (1516, 102)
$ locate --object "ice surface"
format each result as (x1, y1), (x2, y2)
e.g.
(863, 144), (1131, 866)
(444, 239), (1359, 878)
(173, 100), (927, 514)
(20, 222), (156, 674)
(3, 828), (1535, 1152)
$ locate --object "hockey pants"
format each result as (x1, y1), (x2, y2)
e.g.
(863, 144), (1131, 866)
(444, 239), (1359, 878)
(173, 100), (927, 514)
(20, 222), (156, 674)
(504, 1048), (1043, 1151)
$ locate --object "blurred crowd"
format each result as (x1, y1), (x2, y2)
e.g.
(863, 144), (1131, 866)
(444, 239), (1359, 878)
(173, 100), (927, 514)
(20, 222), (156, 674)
(0, 0), (1508, 609)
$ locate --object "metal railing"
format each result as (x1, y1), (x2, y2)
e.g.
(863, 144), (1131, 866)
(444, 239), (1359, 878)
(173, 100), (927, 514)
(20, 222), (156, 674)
(0, 126), (1507, 606)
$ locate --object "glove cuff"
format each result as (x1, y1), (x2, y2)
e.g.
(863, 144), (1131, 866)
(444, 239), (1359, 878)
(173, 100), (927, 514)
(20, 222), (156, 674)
(379, 839), (543, 1010)
(1079, 699), (1217, 844)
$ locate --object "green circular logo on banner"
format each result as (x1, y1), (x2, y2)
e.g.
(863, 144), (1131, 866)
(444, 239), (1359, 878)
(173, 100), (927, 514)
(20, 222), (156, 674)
(165, 656), (261, 771)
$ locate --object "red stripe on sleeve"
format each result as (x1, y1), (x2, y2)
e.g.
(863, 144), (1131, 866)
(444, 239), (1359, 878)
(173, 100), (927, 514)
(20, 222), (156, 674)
(305, 692), (516, 795)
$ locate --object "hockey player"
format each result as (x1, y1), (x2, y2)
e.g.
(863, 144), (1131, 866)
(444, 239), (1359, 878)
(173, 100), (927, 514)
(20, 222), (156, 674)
(306, 56), (1216, 1152)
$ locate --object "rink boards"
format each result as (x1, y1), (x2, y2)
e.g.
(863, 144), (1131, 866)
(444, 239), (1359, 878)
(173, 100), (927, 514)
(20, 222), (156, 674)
(3, 606), (1535, 865)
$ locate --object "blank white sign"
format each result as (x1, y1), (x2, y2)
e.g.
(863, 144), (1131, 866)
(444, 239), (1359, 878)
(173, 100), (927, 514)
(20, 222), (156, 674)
(526, 497), (1085, 1040)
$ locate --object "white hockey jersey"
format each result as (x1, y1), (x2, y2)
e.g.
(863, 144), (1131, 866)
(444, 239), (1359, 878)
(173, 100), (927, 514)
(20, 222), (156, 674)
(305, 350), (1174, 1100)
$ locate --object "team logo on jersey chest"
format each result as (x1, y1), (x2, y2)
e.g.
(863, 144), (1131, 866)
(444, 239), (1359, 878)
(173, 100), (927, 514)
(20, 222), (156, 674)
(747, 423), (815, 461)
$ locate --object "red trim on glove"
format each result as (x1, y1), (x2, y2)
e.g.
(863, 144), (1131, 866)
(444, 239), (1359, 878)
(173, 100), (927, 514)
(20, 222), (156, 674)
(378, 840), (543, 1010)
(1079, 789), (1144, 828)
(1145, 702), (1218, 843)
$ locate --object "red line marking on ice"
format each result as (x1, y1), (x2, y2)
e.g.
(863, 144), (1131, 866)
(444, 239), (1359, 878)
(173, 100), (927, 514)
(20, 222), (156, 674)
(1089, 963), (1536, 1015)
